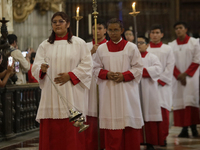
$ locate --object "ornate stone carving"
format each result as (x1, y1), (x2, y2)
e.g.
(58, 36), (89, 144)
(13, 0), (65, 22)
(13, 0), (37, 22)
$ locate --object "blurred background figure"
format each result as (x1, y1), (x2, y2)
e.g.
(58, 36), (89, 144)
(0, 51), (14, 87)
(28, 52), (37, 83)
(7, 34), (30, 84)
(124, 29), (134, 43)
(26, 47), (35, 63)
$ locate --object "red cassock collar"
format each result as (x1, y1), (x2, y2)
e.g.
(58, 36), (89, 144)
(150, 41), (163, 48)
(92, 38), (107, 45)
(176, 34), (190, 45)
(106, 38), (128, 52)
(141, 51), (148, 58)
(55, 33), (68, 40)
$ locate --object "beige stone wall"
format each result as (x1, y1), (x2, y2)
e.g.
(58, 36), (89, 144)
(13, 10), (54, 51)
(0, 0), (13, 34)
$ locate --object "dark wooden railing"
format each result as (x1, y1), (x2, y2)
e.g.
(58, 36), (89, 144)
(0, 83), (41, 141)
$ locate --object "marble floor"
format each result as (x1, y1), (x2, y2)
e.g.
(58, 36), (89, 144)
(0, 126), (200, 150)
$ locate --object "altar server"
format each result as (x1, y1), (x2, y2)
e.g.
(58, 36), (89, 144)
(93, 18), (144, 150)
(147, 24), (175, 146)
(85, 18), (107, 150)
(138, 36), (162, 150)
(32, 12), (92, 150)
(169, 21), (200, 138)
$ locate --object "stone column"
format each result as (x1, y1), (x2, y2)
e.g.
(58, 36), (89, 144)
(0, 0), (13, 34)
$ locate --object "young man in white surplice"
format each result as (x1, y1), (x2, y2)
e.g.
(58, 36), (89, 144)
(147, 24), (175, 146)
(169, 21), (200, 138)
(93, 18), (144, 150)
(138, 36), (162, 150)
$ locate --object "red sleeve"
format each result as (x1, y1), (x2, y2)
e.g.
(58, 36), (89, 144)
(122, 71), (135, 82)
(98, 69), (109, 80)
(185, 62), (199, 77)
(157, 79), (166, 86)
(142, 68), (151, 78)
(68, 72), (80, 85)
(39, 69), (46, 79)
(173, 66), (181, 80)
(28, 65), (38, 83)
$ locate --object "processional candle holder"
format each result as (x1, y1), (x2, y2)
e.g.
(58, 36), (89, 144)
(92, 0), (98, 44)
(129, 2), (140, 45)
(73, 7), (83, 37)
(129, 2), (147, 143)
(44, 57), (89, 133)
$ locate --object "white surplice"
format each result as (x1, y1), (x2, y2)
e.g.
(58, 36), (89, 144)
(32, 36), (93, 122)
(86, 41), (100, 117)
(141, 52), (163, 122)
(93, 42), (144, 130)
(147, 44), (175, 111)
(168, 37), (200, 110)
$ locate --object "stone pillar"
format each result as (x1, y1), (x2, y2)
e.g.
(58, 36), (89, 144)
(0, 0), (13, 34)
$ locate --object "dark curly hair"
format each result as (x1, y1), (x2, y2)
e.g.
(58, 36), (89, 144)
(48, 12), (73, 44)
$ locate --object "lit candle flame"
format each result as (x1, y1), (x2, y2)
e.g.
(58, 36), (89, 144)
(76, 7), (79, 17)
(132, 2), (136, 12)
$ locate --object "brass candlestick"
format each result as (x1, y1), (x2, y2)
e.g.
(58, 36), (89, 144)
(129, 2), (140, 45)
(92, 0), (100, 149)
(92, 0), (98, 44)
(73, 7), (83, 37)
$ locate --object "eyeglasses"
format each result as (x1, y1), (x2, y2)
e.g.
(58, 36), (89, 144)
(107, 29), (120, 34)
(137, 41), (146, 45)
(125, 33), (133, 36)
(52, 20), (66, 25)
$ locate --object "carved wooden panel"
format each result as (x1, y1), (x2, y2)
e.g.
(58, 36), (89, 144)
(66, 0), (174, 41)
(180, 0), (200, 38)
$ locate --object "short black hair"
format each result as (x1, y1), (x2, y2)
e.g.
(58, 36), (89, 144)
(125, 30), (134, 34)
(107, 18), (123, 29)
(30, 52), (36, 64)
(173, 21), (188, 29)
(138, 35), (149, 44)
(92, 18), (106, 28)
(150, 24), (164, 33)
(7, 34), (17, 45)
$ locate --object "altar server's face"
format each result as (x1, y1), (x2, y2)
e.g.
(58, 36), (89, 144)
(52, 15), (70, 37)
(150, 29), (163, 44)
(92, 24), (106, 40)
(174, 24), (187, 38)
(125, 30), (134, 42)
(107, 23), (124, 42)
(137, 38), (148, 52)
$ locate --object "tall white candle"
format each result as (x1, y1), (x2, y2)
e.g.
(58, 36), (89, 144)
(76, 20), (79, 37)
(88, 14), (92, 35)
